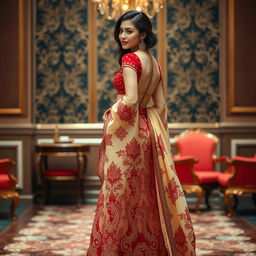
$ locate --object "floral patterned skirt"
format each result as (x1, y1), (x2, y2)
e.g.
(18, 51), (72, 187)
(87, 109), (168, 255)
(87, 100), (195, 256)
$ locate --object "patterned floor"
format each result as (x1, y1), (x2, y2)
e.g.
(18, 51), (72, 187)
(1, 205), (256, 256)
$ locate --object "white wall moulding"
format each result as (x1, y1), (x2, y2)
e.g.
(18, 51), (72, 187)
(231, 139), (256, 157)
(35, 123), (104, 130)
(168, 123), (220, 129)
(220, 122), (256, 128)
(36, 122), (220, 130)
(19, 194), (33, 200)
(0, 140), (23, 189)
(37, 138), (103, 146)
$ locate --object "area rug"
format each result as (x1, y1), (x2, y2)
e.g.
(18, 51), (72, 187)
(1, 205), (256, 255)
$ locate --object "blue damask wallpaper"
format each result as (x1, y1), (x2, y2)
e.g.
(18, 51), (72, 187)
(35, 0), (89, 123)
(96, 15), (118, 120)
(166, 0), (220, 122)
(35, 0), (219, 123)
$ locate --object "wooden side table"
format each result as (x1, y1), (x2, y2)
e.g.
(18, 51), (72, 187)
(36, 143), (90, 207)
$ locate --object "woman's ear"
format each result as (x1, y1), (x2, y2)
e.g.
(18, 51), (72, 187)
(140, 32), (147, 40)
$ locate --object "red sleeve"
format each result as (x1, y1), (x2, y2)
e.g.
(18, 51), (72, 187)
(121, 53), (138, 72)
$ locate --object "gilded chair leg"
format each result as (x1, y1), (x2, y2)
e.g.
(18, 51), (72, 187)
(11, 193), (19, 221)
(224, 192), (233, 217)
(195, 188), (203, 214)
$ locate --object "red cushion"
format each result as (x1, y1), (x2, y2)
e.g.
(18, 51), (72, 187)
(45, 169), (78, 176)
(218, 173), (233, 186)
(195, 171), (220, 184)
(177, 133), (216, 172)
(0, 174), (18, 189)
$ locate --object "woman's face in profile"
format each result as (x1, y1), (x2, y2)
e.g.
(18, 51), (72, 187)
(119, 20), (141, 52)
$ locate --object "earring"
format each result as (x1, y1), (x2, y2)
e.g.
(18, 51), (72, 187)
(138, 39), (146, 51)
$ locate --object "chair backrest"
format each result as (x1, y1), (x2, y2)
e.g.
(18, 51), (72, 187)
(231, 156), (256, 186)
(175, 129), (218, 172)
(0, 158), (16, 189)
(0, 159), (15, 174)
(173, 156), (197, 184)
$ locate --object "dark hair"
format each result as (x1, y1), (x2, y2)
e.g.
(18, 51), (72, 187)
(114, 11), (157, 65)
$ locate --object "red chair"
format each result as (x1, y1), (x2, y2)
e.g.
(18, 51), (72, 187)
(174, 129), (230, 210)
(0, 159), (19, 220)
(218, 156), (256, 216)
(173, 156), (203, 214)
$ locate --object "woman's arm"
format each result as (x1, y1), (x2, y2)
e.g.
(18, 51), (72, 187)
(122, 67), (138, 105)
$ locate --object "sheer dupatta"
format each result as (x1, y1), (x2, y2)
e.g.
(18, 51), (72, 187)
(96, 95), (196, 256)
(147, 107), (196, 255)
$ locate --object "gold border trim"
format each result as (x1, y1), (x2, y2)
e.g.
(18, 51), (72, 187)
(229, 0), (256, 113)
(35, 122), (220, 130)
(4, 121), (256, 130)
(168, 123), (220, 129)
(88, 1), (97, 122)
(157, 3), (167, 92)
(0, 0), (26, 115)
(36, 123), (104, 130)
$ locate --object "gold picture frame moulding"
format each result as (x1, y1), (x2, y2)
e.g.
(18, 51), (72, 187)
(228, 0), (256, 113)
(0, 0), (26, 115)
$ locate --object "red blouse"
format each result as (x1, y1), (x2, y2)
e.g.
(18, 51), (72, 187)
(113, 52), (142, 95)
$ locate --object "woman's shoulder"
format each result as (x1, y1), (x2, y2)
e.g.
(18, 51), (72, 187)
(122, 52), (140, 63)
(121, 52), (142, 72)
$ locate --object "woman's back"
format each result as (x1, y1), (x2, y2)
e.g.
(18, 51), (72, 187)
(135, 51), (161, 109)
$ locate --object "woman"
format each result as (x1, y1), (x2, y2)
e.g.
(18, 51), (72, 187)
(87, 11), (195, 256)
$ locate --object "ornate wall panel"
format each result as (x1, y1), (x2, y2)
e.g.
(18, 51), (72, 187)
(166, 0), (220, 122)
(0, 0), (26, 115)
(228, 0), (256, 113)
(35, 0), (89, 123)
(95, 15), (118, 121)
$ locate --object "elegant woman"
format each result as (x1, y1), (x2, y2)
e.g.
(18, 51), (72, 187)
(87, 11), (196, 256)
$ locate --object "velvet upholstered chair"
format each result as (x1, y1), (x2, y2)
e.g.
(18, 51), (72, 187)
(173, 156), (203, 214)
(0, 159), (19, 220)
(218, 156), (256, 217)
(174, 129), (230, 210)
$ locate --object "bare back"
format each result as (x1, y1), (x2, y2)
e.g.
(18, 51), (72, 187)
(135, 51), (161, 109)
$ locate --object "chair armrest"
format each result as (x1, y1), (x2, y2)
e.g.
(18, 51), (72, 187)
(213, 156), (231, 164)
(173, 156), (199, 184)
(213, 156), (232, 173)
(173, 155), (198, 163)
